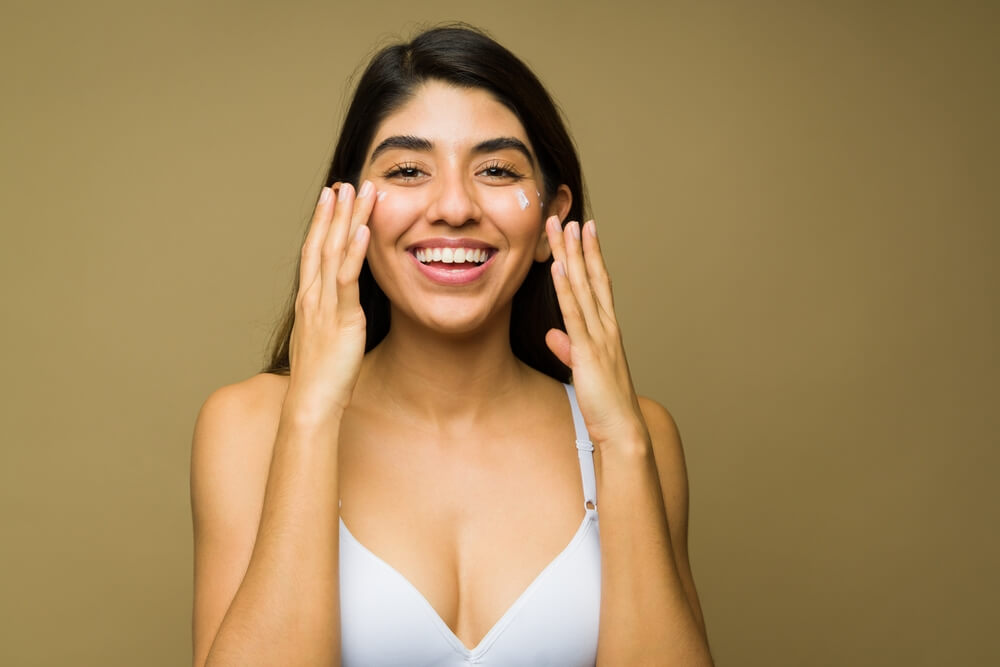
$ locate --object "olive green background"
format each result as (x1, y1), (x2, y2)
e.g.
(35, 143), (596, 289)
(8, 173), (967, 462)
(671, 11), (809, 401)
(2, 1), (996, 665)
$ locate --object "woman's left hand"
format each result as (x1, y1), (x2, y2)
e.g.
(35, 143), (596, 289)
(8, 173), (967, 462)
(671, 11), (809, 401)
(544, 216), (650, 449)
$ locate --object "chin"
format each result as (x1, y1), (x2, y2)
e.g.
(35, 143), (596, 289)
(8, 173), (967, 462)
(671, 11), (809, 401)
(421, 311), (494, 337)
(397, 299), (511, 339)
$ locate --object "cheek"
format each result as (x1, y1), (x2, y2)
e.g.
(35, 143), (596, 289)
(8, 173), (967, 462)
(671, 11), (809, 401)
(367, 191), (420, 242)
(479, 187), (543, 237)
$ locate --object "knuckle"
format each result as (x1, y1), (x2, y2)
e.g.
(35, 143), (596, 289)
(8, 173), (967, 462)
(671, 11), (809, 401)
(295, 287), (316, 310)
(336, 270), (355, 288)
(320, 245), (338, 261)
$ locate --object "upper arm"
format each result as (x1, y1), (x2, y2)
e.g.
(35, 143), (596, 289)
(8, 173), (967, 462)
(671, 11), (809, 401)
(638, 395), (709, 638)
(189, 374), (284, 667)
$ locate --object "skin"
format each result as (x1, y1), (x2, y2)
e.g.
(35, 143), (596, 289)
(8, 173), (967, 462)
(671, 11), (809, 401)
(191, 81), (712, 666)
(360, 82), (561, 339)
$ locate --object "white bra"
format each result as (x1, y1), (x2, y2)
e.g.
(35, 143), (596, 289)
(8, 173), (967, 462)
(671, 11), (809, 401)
(339, 383), (601, 666)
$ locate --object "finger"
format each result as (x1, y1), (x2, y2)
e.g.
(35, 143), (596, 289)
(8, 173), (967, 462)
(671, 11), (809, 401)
(544, 328), (572, 368)
(347, 180), (376, 243)
(546, 216), (584, 337)
(336, 225), (371, 314)
(581, 220), (615, 317)
(299, 186), (336, 295)
(562, 220), (603, 334)
(320, 182), (356, 299)
(550, 258), (590, 345)
(545, 215), (567, 268)
(546, 216), (593, 341)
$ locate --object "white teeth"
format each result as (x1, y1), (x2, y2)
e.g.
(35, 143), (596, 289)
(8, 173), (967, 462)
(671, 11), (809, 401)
(415, 247), (490, 265)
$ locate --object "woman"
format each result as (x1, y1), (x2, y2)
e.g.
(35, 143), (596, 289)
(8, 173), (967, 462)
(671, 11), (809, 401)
(191, 25), (713, 666)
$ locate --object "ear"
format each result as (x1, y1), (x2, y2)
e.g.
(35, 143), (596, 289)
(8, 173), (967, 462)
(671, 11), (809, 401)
(534, 184), (573, 262)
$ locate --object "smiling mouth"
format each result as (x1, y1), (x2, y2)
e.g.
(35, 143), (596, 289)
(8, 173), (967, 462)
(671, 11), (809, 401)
(412, 247), (493, 266)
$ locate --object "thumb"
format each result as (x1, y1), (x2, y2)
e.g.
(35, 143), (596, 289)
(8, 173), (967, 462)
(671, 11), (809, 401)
(545, 328), (572, 368)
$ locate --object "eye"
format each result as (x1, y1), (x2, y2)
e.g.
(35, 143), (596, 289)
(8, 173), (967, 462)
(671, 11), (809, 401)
(478, 160), (524, 181)
(383, 162), (427, 181)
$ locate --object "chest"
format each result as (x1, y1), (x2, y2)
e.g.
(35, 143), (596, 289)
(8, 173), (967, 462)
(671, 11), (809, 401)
(337, 411), (588, 650)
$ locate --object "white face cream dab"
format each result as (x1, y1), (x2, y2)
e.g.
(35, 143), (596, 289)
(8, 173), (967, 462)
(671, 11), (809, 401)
(516, 188), (530, 210)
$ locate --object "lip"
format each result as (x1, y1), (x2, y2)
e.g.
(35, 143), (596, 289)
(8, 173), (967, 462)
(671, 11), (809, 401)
(406, 237), (497, 251)
(408, 247), (496, 286)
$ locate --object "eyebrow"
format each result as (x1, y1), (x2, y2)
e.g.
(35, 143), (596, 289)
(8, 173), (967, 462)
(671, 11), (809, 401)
(472, 137), (534, 163)
(368, 135), (534, 164)
(369, 135), (432, 163)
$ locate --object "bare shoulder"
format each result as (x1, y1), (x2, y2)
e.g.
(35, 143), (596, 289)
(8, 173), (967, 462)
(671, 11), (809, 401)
(637, 396), (685, 464)
(190, 372), (289, 666)
(191, 372), (289, 489)
(195, 371), (289, 433)
(636, 395), (690, 511)
(191, 371), (291, 511)
(636, 395), (709, 637)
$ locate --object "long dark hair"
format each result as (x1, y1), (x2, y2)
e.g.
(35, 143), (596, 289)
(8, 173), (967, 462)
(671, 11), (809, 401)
(263, 24), (586, 382)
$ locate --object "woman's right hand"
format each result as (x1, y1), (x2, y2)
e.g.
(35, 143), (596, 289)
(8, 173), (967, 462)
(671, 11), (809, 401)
(284, 180), (376, 422)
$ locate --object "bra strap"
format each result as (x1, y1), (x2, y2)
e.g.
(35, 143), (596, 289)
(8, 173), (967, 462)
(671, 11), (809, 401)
(564, 383), (598, 511)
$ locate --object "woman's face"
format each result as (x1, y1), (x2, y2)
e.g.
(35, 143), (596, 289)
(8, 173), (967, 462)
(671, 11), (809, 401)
(359, 80), (570, 337)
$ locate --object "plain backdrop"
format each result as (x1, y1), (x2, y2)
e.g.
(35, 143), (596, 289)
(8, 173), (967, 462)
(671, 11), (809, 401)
(2, 1), (997, 665)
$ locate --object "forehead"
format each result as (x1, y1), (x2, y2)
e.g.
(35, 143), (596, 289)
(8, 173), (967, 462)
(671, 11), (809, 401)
(368, 81), (532, 155)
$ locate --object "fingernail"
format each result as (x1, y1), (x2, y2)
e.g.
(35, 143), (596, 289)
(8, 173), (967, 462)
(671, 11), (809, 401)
(586, 220), (597, 238)
(340, 183), (354, 198)
(319, 187), (331, 204)
(570, 221), (581, 240)
(554, 260), (565, 276)
(377, 190), (386, 202)
(359, 180), (373, 198)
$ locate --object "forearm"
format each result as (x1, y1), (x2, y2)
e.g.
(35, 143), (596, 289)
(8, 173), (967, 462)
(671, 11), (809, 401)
(205, 405), (343, 667)
(595, 438), (713, 666)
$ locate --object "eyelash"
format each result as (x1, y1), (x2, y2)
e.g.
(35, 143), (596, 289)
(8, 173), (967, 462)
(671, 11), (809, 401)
(478, 160), (524, 180)
(381, 160), (525, 181)
(383, 162), (424, 180)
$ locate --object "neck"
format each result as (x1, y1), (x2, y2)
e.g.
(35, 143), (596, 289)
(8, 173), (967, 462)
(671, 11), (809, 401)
(356, 307), (534, 428)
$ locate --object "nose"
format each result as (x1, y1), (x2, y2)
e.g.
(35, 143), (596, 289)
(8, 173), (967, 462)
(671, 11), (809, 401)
(425, 169), (482, 227)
